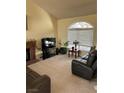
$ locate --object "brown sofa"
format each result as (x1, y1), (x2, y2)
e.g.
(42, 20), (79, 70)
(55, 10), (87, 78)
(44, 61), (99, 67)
(26, 68), (51, 93)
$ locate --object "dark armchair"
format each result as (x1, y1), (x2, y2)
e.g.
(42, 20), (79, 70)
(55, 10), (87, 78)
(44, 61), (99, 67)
(71, 50), (97, 80)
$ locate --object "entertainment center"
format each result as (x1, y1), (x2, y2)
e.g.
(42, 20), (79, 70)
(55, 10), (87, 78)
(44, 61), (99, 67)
(42, 38), (56, 59)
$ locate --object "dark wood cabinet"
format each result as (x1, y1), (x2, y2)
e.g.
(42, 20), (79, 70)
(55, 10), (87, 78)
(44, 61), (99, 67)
(41, 38), (56, 59)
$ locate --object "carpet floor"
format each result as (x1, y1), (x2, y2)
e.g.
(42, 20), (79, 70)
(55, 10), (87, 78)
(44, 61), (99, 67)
(28, 55), (97, 93)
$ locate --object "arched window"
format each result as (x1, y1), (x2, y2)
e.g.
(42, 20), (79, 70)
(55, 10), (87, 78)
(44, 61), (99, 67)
(68, 22), (93, 30)
(68, 22), (94, 51)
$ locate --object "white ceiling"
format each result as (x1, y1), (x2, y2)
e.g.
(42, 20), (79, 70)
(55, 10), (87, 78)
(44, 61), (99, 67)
(32, 0), (97, 19)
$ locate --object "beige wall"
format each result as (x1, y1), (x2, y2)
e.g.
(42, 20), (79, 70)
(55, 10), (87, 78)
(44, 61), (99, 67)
(26, 0), (57, 48)
(26, 0), (97, 48)
(57, 14), (97, 46)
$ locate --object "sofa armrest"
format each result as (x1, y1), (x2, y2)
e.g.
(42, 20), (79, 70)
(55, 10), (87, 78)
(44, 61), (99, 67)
(27, 75), (51, 93)
(72, 60), (93, 80)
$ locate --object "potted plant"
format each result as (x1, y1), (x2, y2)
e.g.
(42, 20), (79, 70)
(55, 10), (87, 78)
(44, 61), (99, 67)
(59, 41), (69, 54)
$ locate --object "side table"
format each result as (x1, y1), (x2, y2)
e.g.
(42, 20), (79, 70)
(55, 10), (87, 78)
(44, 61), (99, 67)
(68, 47), (80, 58)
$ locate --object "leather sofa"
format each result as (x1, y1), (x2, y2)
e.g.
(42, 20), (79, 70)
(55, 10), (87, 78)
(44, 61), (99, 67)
(71, 50), (97, 80)
(26, 68), (51, 93)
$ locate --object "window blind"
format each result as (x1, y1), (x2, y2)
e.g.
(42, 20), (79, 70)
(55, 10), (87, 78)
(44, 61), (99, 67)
(68, 29), (93, 46)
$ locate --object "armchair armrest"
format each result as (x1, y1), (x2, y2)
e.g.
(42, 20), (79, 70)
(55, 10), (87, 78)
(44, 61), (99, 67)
(72, 59), (88, 66)
(81, 53), (89, 60)
(72, 60), (93, 80)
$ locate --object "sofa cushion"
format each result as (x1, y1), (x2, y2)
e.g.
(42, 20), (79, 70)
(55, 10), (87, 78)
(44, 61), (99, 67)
(87, 50), (97, 66)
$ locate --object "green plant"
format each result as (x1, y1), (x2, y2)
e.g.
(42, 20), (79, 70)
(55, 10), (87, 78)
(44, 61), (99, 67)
(59, 41), (69, 47)
(59, 41), (69, 54)
(59, 47), (67, 54)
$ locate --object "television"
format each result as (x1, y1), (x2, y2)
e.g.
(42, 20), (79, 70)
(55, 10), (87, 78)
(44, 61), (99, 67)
(42, 38), (56, 48)
(41, 38), (56, 59)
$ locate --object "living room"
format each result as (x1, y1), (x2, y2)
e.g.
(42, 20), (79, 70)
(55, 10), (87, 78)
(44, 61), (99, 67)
(26, 0), (97, 93)
(1, 0), (124, 93)
(26, 0), (97, 58)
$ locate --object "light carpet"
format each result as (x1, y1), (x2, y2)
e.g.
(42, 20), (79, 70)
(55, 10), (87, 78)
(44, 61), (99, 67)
(28, 55), (97, 93)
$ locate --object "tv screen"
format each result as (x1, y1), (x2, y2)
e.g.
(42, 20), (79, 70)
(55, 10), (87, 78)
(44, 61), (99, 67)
(42, 38), (56, 48)
(45, 41), (55, 47)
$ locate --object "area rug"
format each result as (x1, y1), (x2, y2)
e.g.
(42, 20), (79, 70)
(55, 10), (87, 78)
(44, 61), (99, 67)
(28, 55), (96, 93)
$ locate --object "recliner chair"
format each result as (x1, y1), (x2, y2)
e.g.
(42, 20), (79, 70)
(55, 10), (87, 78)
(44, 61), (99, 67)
(71, 50), (97, 80)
